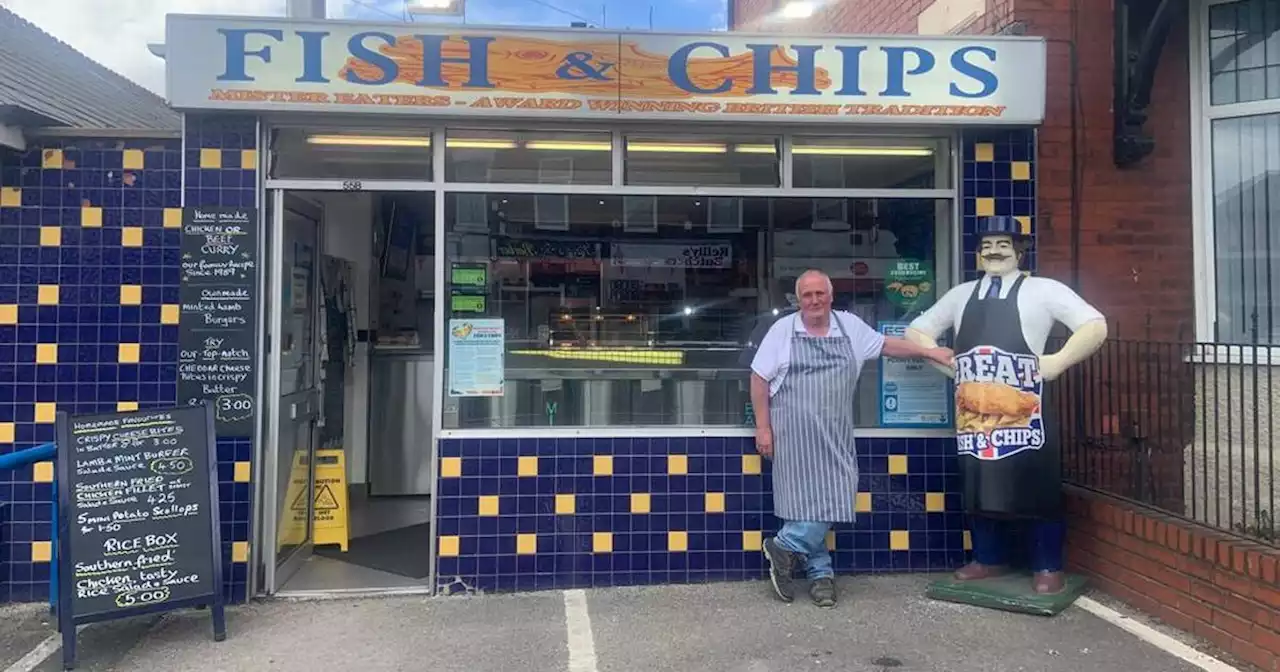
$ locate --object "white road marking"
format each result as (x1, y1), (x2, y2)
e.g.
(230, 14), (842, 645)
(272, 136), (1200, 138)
(1076, 596), (1243, 672)
(3, 634), (60, 672)
(563, 589), (599, 672)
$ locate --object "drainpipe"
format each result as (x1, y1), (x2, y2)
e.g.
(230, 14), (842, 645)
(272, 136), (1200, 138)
(287, 0), (326, 19)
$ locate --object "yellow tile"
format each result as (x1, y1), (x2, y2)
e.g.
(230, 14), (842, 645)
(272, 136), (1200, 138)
(200, 148), (223, 169)
(855, 492), (872, 513)
(37, 285), (59, 306)
(0, 187), (19, 207)
(1015, 216), (1032, 235)
(925, 492), (946, 512)
(120, 284), (143, 306)
(974, 142), (994, 162)
(705, 492), (725, 513)
(163, 208), (182, 228)
(668, 531), (688, 552)
(667, 454), (688, 475)
(438, 535), (460, 557)
(963, 530), (973, 551)
(825, 530), (836, 551)
(33, 461), (54, 483)
(234, 461), (252, 483)
(630, 493), (651, 514)
(34, 402), (55, 424)
(121, 227), (144, 247)
(123, 149), (145, 170)
(42, 149), (63, 169)
(975, 197), (995, 217)
(516, 533), (537, 555)
(35, 343), (57, 364)
(742, 530), (762, 551)
(478, 495), (500, 517)
(0, 304), (16, 325)
(592, 532), (612, 554)
(31, 541), (52, 563)
(117, 401), (139, 412)
(593, 455), (613, 476)
(81, 206), (102, 228)
(517, 456), (538, 477)
(0, 422), (13, 443)
(241, 149), (259, 170)
(118, 343), (140, 364)
(40, 226), (61, 247)
(555, 494), (576, 515)
(161, 304), (180, 325)
(888, 455), (908, 475)
(440, 456), (462, 478)
(742, 454), (761, 475)
(890, 530), (911, 551)
(1011, 160), (1031, 180)
(231, 541), (249, 563)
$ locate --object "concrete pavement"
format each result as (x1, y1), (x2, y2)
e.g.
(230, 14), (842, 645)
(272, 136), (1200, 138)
(12, 575), (1231, 672)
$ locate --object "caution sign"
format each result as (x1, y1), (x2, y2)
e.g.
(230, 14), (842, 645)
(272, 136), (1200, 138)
(311, 449), (349, 551)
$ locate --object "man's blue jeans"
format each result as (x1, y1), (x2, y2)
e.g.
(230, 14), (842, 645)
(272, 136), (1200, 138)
(776, 520), (834, 579)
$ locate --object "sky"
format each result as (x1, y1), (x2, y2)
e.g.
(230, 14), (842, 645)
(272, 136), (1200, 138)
(1, 0), (729, 95)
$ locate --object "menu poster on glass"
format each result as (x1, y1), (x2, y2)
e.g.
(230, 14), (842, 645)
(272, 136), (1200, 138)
(878, 321), (952, 428)
(448, 319), (505, 397)
(450, 263), (488, 315)
(885, 260), (935, 314)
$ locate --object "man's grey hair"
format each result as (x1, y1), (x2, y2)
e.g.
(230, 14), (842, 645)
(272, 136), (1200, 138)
(794, 270), (834, 297)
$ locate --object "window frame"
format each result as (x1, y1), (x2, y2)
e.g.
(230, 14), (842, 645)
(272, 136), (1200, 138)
(263, 118), (961, 437)
(1192, 0), (1280, 358)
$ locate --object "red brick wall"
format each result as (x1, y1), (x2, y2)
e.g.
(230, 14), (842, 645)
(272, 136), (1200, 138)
(1067, 487), (1280, 671)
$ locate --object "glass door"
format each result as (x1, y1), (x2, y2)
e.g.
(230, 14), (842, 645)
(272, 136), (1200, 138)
(267, 191), (323, 590)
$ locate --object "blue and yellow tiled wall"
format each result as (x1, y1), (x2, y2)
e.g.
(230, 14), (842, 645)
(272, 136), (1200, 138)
(0, 113), (258, 603)
(432, 128), (1039, 594)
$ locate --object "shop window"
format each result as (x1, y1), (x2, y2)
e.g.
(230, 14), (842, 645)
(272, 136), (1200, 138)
(1208, 0), (1280, 105)
(1209, 113), (1280, 344)
(791, 136), (948, 189)
(440, 192), (950, 429)
(623, 135), (781, 187)
(270, 128), (434, 180)
(444, 130), (612, 184)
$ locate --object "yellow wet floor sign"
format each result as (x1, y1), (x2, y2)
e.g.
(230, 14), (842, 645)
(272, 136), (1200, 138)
(277, 449), (350, 552)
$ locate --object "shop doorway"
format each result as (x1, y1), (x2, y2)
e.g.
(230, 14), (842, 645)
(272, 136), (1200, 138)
(262, 188), (438, 594)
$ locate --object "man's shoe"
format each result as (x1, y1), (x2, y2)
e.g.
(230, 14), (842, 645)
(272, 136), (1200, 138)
(1032, 571), (1065, 594)
(953, 562), (1009, 581)
(810, 577), (837, 608)
(763, 538), (800, 602)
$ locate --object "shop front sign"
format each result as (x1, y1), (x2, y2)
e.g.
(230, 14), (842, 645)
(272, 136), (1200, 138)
(166, 15), (1046, 124)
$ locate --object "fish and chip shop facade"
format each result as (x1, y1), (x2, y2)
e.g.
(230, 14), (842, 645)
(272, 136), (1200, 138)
(124, 15), (1052, 598)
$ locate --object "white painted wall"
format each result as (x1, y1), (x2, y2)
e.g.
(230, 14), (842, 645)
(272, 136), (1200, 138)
(317, 192), (374, 485)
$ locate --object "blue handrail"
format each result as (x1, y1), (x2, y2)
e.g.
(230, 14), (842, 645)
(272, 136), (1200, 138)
(0, 442), (58, 614)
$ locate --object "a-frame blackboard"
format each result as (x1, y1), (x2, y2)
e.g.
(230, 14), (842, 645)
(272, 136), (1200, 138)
(54, 404), (226, 669)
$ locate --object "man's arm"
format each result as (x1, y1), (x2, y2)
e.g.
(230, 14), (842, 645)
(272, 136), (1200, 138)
(750, 373), (771, 435)
(748, 322), (786, 458)
(882, 337), (953, 368)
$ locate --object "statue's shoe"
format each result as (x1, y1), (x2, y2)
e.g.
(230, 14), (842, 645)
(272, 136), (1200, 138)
(953, 562), (1009, 581)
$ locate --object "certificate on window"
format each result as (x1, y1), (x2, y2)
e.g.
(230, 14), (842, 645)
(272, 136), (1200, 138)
(877, 321), (952, 428)
(448, 319), (505, 397)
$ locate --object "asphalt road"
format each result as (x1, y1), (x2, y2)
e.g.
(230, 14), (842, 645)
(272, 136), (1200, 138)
(12, 575), (1216, 672)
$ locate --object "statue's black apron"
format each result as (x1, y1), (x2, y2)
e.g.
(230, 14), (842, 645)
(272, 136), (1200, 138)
(953, 276), (1061, 520)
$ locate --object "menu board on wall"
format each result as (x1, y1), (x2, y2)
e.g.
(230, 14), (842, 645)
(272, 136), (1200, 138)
(54, 405), (226, 667)
(178, 207), (259, 437)
(878, 321), (952, 429)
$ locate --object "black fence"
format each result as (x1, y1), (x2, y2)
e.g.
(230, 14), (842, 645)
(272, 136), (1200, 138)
(1057, 338), (1280, 546)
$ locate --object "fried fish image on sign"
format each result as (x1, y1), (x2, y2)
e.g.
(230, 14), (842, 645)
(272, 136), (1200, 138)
(953, 345), (1045, 460)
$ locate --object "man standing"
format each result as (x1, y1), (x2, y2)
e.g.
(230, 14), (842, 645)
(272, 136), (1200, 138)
(750, 270), (953, 607)
(905, 216), (1107, 594)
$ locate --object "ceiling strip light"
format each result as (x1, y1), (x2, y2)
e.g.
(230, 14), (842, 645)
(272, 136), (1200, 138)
(446, 139), (519, 149)
(733, 144), (778, 154)
(792, 146), (934, 156)
(627, 143), (727, 154)
(525, 141), (612, 151)
(307, 135), (432, 148)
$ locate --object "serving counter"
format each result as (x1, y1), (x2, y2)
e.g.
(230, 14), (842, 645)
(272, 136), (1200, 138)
(369, 347), (435, 496)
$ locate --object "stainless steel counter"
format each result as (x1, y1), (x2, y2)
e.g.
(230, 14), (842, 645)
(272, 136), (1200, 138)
(369, 349), (434, 496)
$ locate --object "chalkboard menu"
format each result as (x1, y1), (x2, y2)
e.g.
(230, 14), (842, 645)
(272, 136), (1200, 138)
(55, 405), (226, 667)
(178, 207), (259, 437)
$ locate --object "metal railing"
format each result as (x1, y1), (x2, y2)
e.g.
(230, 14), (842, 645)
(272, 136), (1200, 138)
(1057, 336), (1280, 545)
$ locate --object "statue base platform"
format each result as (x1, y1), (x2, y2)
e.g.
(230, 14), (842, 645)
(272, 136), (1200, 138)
(925, 572), (1089, 616)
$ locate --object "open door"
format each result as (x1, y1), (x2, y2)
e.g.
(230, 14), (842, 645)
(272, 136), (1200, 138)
(264, 191), (323, 592)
